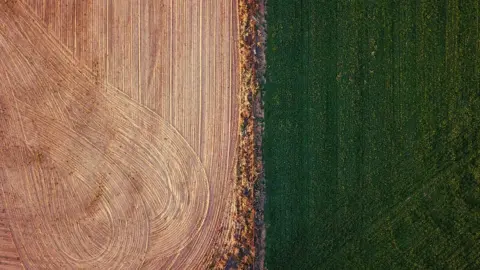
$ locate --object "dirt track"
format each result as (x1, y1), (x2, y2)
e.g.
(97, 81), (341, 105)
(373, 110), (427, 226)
(0, 0), (238, 269)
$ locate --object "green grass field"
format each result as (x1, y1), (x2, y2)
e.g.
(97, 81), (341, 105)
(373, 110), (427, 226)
(264, 1), (480, 269)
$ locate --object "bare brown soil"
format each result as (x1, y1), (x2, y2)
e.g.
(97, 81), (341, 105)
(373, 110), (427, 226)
(0, 0), (238, 269)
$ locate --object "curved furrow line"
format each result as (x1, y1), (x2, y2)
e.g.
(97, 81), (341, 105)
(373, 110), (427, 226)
(169, 0), (239, 267)
(1, 106), (149, 269)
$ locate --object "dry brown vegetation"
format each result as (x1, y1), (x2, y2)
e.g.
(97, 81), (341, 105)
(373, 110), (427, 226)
(0, 0), (238, 269)
(211, 0), (266, 269)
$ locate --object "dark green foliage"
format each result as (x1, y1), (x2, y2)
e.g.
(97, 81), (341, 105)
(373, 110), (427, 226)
(264, 0), (480, 269)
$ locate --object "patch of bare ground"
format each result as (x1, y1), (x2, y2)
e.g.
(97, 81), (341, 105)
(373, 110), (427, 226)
(0, 0), (238, 269)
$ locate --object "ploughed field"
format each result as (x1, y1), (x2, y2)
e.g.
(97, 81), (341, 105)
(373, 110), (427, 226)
(265, 0), (480, 269)
(0, 0), (238, 269)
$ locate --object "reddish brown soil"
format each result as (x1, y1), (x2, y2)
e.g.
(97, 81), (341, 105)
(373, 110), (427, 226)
(0, 0), (238, 269)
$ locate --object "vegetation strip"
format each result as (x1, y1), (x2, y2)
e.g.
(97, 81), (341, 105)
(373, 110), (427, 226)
(212, 0), (266, 269)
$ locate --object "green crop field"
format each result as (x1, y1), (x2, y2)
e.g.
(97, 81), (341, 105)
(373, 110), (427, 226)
(264, 0), (480, 269)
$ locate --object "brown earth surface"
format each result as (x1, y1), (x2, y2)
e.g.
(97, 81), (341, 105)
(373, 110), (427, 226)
(0, 0), (238, 269)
